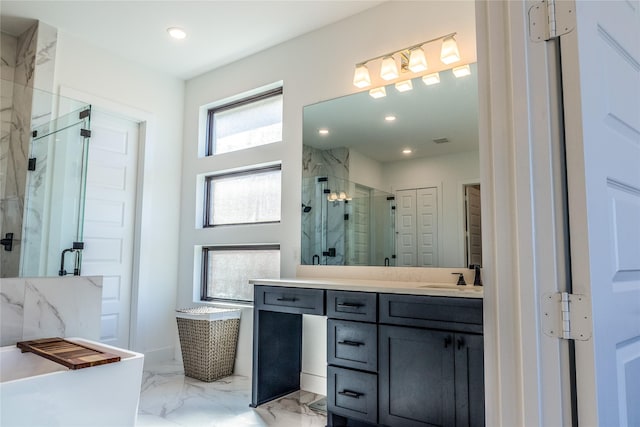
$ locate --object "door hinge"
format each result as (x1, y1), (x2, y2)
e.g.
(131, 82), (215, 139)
(80, 129), (91, 138)
(542, 292), (591, 341)
(28, 158), (36, 171)
(79, 108), (91, 120)
(529, 0), (576, 42)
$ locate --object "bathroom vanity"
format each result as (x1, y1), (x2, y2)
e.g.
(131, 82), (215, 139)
(250, 278), (484, 426)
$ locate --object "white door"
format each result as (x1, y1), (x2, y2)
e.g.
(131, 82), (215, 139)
(396, 189), (416, 266)
(81, 110), (139, 349)
(396, 188), (438, 267)
(562, 1), (640, 425)
(416, 188), (437, 267)
(465, 185), (482, 267)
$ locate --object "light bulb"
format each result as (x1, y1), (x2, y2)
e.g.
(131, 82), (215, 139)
(422, 73), (441, 85)
(452, 64), (471, 78)
(440, 36), (461, 65)
(380, 56), (399, 80)
(369, 87), (386, 99)
(395, 79), (413, 92)
(408, 47), (428, 73)
(353, 64), (371, 88)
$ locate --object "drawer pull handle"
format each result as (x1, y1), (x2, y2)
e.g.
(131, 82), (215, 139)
(338, 340), (364, 347)
(276, 297), (298, 302)
(337, 302), (364, 308)
(444, 335), (452, 348)
(338, 390), (363, 399)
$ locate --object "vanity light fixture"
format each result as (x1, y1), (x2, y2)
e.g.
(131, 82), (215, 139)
(369, 87), (387, 99)
(353, 64), (372, 88)
(351, 32), (459, 89)
(408, 47), (428, 73)
(380, 56), (399, 81)
(440, 35), (461, 64)
(452, 64), (471, 78)
(395, 79), (413, 92)
(327, 191), (351, 202)
(318, 128), (329, 136)
(384, 115), (397, 122)
(422, 72), (441, 85)
(167, 27), (187, 39)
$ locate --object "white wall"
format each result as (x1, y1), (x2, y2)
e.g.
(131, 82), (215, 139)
(178, 1), (477, 383)
(349, 149), (384, 190)
(53, 31), (184, 361)
(383, 150), (480, 267)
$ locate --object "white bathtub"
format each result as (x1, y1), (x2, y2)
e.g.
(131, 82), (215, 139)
(0, 338), (144, 427)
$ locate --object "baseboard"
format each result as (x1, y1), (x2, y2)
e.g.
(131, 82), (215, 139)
(300, 372), (327, 396)
(142, 345), (175, 365)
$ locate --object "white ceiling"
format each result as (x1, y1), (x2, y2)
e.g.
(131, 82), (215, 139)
(0, 0), (383, 80)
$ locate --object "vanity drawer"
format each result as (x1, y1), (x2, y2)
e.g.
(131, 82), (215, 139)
(379, 294), (483, 333)
(328, 366), (378, 425)
(255, 285), (324, 315)
(328, 319), (377, 372)
(327, 290), (377, 322)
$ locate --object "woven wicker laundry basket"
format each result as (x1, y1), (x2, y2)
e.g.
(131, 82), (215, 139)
(175, 307), (241, 382)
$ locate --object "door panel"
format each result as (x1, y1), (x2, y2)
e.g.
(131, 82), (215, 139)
(379, 325), (455, 427)
(396, 190), (416, 266)
(562, 1), (640, 425)
(81, 110), (139, 349)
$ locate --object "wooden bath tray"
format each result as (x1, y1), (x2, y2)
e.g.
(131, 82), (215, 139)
(16, 338), (121, 370)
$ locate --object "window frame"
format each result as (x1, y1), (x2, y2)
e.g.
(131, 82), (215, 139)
(200, 244), (280, 303)
(206, 87), (284, 156)
(203, 164), (282, 228)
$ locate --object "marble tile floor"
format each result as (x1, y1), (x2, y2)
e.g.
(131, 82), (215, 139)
(137, 361), (327, 427)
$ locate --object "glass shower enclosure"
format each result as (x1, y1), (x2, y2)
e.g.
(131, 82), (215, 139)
(21, 107), (91, 276)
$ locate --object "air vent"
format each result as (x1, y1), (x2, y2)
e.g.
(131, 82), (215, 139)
(433, 137), (450, 144)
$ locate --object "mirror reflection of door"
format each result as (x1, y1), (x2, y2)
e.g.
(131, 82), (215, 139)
(396, 187), (438, 267)
(464, 184), (482, 267)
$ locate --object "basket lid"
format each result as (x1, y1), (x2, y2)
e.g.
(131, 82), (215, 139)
(175, 306), (241, 320)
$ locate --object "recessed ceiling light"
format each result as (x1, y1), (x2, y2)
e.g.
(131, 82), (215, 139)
(385, 115), (396, 122)
(402, 148), (412, 154)
(318, 129), (329, 135)
(167, 27), (187, 40)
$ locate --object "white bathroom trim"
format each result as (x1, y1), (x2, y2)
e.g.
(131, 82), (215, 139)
(58, 85), (172, 361)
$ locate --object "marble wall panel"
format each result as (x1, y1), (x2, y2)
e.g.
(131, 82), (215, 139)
(0, 276), (102, 346)
(0, 277), (24, 345)
(1, 22), (58, 278)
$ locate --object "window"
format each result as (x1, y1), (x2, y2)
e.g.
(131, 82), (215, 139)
(207, 88), (283, 156)
(204, 165), (281, 227)
(202, 245), (280, 302)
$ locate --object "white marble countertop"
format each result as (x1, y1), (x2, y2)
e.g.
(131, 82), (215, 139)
(250, 277), (483, 299)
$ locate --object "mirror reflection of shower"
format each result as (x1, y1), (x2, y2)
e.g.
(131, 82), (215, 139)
(301, 174), (395, 267)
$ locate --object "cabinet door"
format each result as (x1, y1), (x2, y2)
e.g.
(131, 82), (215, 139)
(454, 333), (485, 427)
(379, 325), (455, 427)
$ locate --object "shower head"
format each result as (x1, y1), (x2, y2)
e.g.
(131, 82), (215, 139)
(302, 204), (312, 213)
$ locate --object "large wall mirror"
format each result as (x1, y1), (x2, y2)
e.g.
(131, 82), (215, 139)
(301, 63), (480, 268)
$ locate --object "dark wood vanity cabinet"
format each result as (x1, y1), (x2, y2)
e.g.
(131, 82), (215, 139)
(328, 291), (484, 427)
(251, 284), (484, 426)
(378, 327), (484, 427)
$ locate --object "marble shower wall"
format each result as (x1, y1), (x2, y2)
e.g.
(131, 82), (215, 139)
(301, 145), (349, 265)
(0, 23), (57, 277)
(0, 276), (102, 347)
